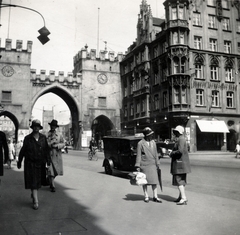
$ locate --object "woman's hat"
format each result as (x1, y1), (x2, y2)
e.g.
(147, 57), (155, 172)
(48, 119), (59, 127)
(143, 127), (154, 136)
(30, 119), (43, 129)
(173, 125), (184, 135)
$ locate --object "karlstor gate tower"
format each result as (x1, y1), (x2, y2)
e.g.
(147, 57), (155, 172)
(0, 39), (122, 149)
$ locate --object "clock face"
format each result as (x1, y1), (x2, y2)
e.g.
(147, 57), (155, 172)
(2, 65), (14, 77)
(97, 73), (108, 84)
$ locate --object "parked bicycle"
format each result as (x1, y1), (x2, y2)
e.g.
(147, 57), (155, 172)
(88, 147), (98, 161)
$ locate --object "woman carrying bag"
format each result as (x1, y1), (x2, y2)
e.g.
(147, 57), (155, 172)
(135, 127), (162, 203)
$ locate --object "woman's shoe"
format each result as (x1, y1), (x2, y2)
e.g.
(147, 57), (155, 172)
(153, 197), (162, 203)
(144, 197), (149, 203)
(174, 196), (181, 203)
(51, 187), (56, 192)
(176, 199), (187, 205)
(33, 202), (39, 210)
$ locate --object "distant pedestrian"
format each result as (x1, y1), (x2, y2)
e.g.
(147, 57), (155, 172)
(135, 127), (162, 203)
(14, 140), (22, 162)
(235, 141), (240, 159)
(170, 125), (191, 205)
(47, 119), (65, 192)
(7, 139), (15, 169)
(0, 131), (9, 178)
(17, 119), (50, 210)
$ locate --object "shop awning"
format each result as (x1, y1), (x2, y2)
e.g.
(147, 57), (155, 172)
(196, 120), (229, 133)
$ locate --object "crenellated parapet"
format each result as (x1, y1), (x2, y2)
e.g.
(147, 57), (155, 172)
(30, 69), (82, 89)
(73, 45), (124, 66)
(0, 38), (32, 52)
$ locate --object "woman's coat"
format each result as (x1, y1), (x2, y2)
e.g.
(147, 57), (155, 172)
(47, 131), (65, 176)
(0, 131), (9, 176)
(135, 139), (160, 184)
(170, 135), (191, 175)
(18, 132), (50, 189)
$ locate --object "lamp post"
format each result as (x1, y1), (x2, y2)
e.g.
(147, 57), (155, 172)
(0, 3), (50, 44)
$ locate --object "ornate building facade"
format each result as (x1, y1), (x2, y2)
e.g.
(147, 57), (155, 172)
(120, 0), (240, 152)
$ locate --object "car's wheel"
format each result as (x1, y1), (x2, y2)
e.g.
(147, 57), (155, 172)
(104, 160), (113, 175)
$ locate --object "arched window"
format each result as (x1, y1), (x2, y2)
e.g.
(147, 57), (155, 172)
(210, 57), (219, 80)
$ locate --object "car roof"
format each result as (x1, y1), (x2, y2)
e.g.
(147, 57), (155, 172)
(103, 136), (142, 141)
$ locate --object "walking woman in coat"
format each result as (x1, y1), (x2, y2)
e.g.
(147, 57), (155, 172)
(170, 125), (191, 205)
(0, 131), (9, 178)
(135, 127), (162, 203)
(17, 120), (50, 210)
(47, 119), (65, 192)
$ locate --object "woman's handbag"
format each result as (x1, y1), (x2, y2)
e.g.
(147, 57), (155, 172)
(128, 172), (147, 186)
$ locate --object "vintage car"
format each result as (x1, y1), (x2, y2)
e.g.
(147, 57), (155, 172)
(102, 135), (162, 175)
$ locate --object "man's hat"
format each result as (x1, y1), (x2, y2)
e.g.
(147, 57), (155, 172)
(143, 127), (154, 136)
(48, 119), (59, 127)
(30, 119), (43, 129)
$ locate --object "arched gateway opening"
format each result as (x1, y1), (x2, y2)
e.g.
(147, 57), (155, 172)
(91, 115), (114, 146)
(32, 86), (80, 149)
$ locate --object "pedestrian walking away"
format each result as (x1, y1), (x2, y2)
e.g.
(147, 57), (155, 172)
(17, 119), (50, 210)
(170, 125), (191, 205)
(0, 131), (9, 186)
(235, 141), (240, 159)
(7, 138), (15, 169)
(135, 127), (162, 203)
(47, 119), (65, 192)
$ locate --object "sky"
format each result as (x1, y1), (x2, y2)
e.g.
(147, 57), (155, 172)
(0, 0), (165, 124)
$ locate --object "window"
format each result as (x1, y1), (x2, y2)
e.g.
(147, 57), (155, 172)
(124, 86), (127, 97)
(174, 88), (180, 104)
(154, 71), (159, 85)
(224, 41), (231, 53)
(181, 58), (186, 73)
(208, 0), (215, 6)
(237, 22), (240, 33)
(163, 92), (167, 107)
(208, 15), (216, 28)
(130, 81), (133, 95)
(98, 97), (106, 107)
(222, 0), (229, 9)
(173, 32), (178, 44)
(181, 87), (187, 103)
(195, 64), (203, 79)
(141, 51), (144, 62)
(196, 89), (204, 106)
(172, 7), (177, 20)
(226, 92), (234, 108)
(153, 46), (158, 58)
(238, 43), (240, 54)
(173, 58), (179, 74)
(225, 68), (233, 82)
(179, 7), (184, 19)
(193, 12), (201, 26)
(124, 105), (128, 117)
(136, 101), (140, 113)
(130, 104), (134, 116)
(1, 91), (12, 103)
(153, 94), (159, 110)
(209, 39), (217, 51)
(194, 36), (202, 49)
(180, 32), (184, 44)
(141, 99), (145, 112)
(222, 18), (230, 31)
(212, 90), (220, 107)
(210, 66), (218, 80)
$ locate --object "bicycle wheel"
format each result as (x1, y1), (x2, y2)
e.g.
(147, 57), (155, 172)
(88, 151), (93, 160)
